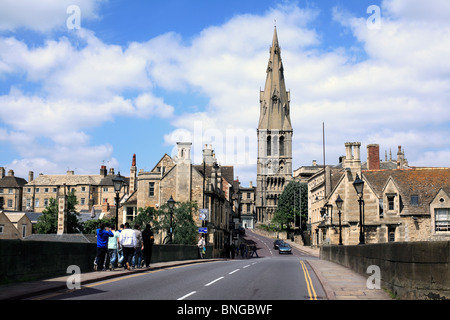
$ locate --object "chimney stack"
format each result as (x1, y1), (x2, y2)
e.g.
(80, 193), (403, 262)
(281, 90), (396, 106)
(367, 144), (380, 170)
(28, 171), (34, 182)
(130, 154), (137, 192)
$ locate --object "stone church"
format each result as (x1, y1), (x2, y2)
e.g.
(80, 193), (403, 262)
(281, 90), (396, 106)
(256, 27), (293, 223)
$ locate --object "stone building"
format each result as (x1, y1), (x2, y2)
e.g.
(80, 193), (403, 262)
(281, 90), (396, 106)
(123, 143), (236, 254)
(0, 211), (32, 239)
(256, 27), (293, 224)
(0, 168), (27, 211)
(23, 166), (130, 217)
(309, 142), (450, 246)
(234, 179), (256, 229)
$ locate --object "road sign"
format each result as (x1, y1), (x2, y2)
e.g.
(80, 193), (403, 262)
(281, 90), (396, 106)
(199, 209), (208, 221)
(198, 227), (208, 233)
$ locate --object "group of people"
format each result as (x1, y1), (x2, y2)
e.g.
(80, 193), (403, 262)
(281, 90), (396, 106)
(94, 222), (154, 271)
(223, 240), (259, 259)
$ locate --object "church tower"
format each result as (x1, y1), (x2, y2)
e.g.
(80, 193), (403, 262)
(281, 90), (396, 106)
(256, 27), (293, 223)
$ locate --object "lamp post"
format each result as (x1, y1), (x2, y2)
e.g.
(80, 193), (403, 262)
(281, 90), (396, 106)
(167, 195), (175, 244)
(335, 194), (344, 245)
(112, 172), (125, 230)
(353, 174), (365, 245)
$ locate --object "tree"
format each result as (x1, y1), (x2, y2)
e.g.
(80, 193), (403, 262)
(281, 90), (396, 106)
(35, 191), (83, 234)
(133, 206), (160, 233)
(158, 201), (199, 245)
(273, 181), (308, 231)
(83, 217), (116, 234)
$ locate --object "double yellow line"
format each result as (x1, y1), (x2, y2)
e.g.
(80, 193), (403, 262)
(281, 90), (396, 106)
(300, 260), (317, 300)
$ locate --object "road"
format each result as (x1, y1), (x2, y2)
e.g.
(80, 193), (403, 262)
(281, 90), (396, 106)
(32, 230), (326, 300)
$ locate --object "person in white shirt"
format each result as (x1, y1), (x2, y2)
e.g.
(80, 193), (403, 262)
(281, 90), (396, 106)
(119, 222), (137, 270)
(197, 235), (205, 259)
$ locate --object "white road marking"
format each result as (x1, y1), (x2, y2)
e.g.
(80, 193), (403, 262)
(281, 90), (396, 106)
(229, 269), (240, 274)
(205, 276), (224, 286)
(243, 265), (250, 268)
(177, 291), (197, 300)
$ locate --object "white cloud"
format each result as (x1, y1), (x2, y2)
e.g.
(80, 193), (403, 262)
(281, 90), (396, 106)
(0, 27), (174, 178)
(156, 0), (450, 183)
(0, 0), (105, 32)
(2, 0), (450, 184)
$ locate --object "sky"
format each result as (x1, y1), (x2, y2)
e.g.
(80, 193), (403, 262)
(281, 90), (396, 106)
(1, 0), (450, 186)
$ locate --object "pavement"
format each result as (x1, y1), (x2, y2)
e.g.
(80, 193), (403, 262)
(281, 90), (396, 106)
(288, 241), (393, 300)
(0, 242), (393, 300)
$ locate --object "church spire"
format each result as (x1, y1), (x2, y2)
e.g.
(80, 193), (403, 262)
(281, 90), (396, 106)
(258, 26), (292, 131)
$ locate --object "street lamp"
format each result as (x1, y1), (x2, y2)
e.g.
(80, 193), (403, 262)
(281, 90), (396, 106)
(335, 195), (344, 245)
(112, 172), (125, 230)
(353, 174), (365, 244)
(167, 195), (175, 244)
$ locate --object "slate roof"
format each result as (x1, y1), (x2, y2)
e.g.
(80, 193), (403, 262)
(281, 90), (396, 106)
(25, 173), (129, 187)
(99, 174), (130, 187)
(0, 176), (28, 188)
(363, 168), (450, 214)
(193, 165), (235, 186)
(26, 174), (104, 186)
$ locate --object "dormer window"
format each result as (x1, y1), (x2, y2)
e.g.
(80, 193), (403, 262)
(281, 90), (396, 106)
(410, 195), (419, 206)
(388, 195), (395, 211)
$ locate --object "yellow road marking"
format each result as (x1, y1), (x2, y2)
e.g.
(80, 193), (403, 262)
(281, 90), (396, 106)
(300, 260), (317, 300)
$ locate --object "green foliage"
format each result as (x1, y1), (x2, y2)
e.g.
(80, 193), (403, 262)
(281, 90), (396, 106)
(34, 191), (83, 234)
(83, 217), (116, 234)
(273, 181), (308, 230)
(171, 201), (198, 245)
(133, 206), (160, 232)
(130, 201), (199, 245)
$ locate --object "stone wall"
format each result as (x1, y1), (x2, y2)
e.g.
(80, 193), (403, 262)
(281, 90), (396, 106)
(320, 241), (450, 300)
(0, 240), (213, 285)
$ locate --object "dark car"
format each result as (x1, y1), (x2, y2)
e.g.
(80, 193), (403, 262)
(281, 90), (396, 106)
(278, 242), (292, 254)
(273, 240), (285, 250)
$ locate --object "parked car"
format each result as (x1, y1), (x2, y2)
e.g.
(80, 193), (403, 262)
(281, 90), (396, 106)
(278, 242), (292, 254)
(273, 240), (285, 250)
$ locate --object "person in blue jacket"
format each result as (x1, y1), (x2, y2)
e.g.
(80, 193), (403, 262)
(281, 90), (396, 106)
(94, 223), (114, 271)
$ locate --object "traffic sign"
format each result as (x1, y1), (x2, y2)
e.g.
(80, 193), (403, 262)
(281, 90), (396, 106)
(199, 209), (208, 221)
(198, 227), (208, 233)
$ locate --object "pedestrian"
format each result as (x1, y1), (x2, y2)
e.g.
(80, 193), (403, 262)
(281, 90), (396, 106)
(250, 244), (259, 258)
(132, 224), (143, 268)
(107, 224), (120, 270)
(117, 224), (124, 267)
(240, 242), (245, 258)
(230, 242), (236, 259)
(224, 241), (230, 259)
(94, 223), (114, 271)
(197, 235), (205, 259)
(142, 224), (154, 268)
(119, 222), (137, 270)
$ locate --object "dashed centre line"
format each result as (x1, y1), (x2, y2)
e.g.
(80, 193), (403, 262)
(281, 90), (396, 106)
(205, 276), (224, 286)
(177, 291), (197, 300)
(177, 261), (257, 299)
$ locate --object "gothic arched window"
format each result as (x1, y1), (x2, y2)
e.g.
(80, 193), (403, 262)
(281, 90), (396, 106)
(279, 136), (285, 156)
(267, 136), (271, 156)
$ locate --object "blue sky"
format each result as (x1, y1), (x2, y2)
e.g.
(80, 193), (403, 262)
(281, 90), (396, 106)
(1, 0), (449, 185)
